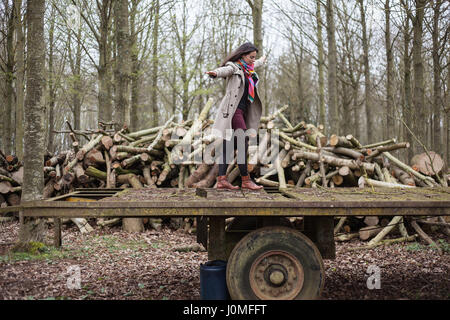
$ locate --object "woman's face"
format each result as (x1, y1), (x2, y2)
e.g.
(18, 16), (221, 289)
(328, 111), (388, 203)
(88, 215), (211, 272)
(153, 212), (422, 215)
(242, 51), (257, 65)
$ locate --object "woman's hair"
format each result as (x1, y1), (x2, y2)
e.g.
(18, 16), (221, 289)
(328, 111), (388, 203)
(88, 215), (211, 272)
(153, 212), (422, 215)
(220, 42), (258, 67)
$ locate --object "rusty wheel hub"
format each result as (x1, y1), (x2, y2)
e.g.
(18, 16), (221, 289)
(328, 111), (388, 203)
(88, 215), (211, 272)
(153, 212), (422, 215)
(249, 250), (304, 300)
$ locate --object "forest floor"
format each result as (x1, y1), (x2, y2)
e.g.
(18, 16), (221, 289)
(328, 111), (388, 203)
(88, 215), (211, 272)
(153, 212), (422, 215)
(0, 220), (449, 300)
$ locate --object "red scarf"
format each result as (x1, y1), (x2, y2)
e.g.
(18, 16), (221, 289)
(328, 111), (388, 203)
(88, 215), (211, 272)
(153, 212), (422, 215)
(236, 59), (257, 103)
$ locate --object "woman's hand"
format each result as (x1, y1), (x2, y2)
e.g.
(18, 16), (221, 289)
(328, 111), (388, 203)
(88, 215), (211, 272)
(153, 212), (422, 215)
(260, 55), (267, 64)
(205, 71), (217, 78)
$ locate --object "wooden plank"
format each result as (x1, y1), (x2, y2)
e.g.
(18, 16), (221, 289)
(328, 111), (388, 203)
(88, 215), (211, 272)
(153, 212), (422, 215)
(17, 187), (450, 218)
(22, 206), (450, 218)
(22, 199), (450, 209)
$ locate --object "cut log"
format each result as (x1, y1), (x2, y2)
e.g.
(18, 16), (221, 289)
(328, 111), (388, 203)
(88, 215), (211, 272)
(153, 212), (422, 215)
(118, 173), (145, 233)
(75, 134), (104, 161)
(157, 162), (172, 186)
(101, 136), (113, 150)
(364, 216), (379, 226)
(74, 163), (89, 184)
(293, 150), (375, 173)
(279, 132), (317, 151)
(335, 233), (359, 241)
(83, 149), (105, 167)
(358, 176), (414, 188)
(305, 124), (327, 146)
(192, 164), (219, 188)
(97, 218), (121, 227)
(0, 174), (20, 186)
(295, 161), (312, 188)
(390, 166), (415, 186)
(275, 152), (287, 190)
(365, 142), (410, 160)
(331, 174), (344, 186)
(338, 166), (357, 186)
(362, 138), (396, 149)
(334, 217), (347, 235)
(329, 135), (353, 148)
(324, 147), (364, 160)
(367, 216), (403, 247)
(382, 152), (436, 187)
(185, 163), (211, 188)
(345, 135), (363, 148)
(5, 155), (18, 165)
(410, 151), (444, 176)
(85, 166), (107, 181)
(359, 225), (382, 241)
(6, 193), (21, 206)
(316, 136), (327, 187)
(143, 166), (156, 188)
(0, 181), (12, 194)
(409, 218), (443, 254)
(11, 167), (24, 185)
(71, 218), (94, 234)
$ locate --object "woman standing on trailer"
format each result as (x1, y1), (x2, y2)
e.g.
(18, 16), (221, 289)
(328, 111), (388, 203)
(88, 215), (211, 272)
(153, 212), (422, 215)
(205, 42), (266, 190)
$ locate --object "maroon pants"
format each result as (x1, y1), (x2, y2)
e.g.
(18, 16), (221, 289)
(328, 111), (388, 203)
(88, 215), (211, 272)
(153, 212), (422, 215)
(219, 108), (249, 176)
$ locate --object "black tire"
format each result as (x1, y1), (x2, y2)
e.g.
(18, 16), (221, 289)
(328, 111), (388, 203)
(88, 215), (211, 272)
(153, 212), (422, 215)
(226, 226), (324, 300)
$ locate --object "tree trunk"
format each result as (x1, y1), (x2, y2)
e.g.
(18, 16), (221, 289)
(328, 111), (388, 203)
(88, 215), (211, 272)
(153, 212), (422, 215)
(247, 0), (265, 115)
(68, 24), (83, 133)
(358, 0), (373, 143)
(402, 5), (414, 161)
(47, 6), (56, 154)
(97, 0), (113, 123)
(16, 0), (46, 251)
(129, 0), (139, 131)
(385, 0), (394, 140)
(14, 0), (25, 160)
(446, 51), (450, 168)
(432, 1), (442, 152)
(326, 0), (338, 135)
(3, 1), (15, 155)
(151, 0), (160, 127)
(114, 0), (131, 130)
(412, 0), (426, 154)
(316, 0), (326, 131)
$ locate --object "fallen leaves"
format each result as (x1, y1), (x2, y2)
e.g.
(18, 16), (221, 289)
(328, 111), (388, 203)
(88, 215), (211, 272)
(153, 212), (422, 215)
(0, 220), (448, 300)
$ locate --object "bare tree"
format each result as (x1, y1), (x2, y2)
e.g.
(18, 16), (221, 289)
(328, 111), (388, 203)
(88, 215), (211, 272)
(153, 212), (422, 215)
(16, 0), (46, 250)
(14, 0), (25, 159)
(326, 0), (338, 135)
(384, 0), (395, 139)
(113, 0), (131, 129)
(1, 0), (15, 155)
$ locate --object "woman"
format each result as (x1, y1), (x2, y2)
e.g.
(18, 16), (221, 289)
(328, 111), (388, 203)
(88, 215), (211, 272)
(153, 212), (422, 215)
(205, 42), (266, 190)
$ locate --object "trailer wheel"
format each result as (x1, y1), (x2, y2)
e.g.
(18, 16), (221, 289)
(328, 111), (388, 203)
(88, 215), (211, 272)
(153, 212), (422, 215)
(226, 226), (324, 300)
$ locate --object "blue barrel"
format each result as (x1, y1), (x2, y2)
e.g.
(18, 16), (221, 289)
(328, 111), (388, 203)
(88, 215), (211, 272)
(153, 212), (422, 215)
(200, 260), (230, 300)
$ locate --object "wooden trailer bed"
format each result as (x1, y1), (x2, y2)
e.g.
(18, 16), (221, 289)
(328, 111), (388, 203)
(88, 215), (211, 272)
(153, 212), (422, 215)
(4, 186), (450, 300)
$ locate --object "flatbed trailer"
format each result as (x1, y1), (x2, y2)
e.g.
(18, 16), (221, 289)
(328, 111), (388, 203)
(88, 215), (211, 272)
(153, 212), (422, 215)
(7, 186), (450, 300)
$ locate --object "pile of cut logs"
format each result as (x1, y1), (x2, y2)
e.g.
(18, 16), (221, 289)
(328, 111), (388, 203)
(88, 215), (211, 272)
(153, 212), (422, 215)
(1, 101), (449, 246)
(0, 152), (22, 211)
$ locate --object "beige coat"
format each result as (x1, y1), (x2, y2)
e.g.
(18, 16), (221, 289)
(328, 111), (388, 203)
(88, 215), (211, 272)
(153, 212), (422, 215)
(210, 58), (265, 141)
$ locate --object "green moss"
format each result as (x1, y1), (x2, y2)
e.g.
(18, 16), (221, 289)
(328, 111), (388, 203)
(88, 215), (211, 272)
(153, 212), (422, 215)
(28, 241), (46, 254)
